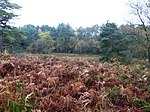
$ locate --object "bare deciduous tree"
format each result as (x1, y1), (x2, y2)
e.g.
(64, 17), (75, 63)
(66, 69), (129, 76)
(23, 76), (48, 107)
(129, 0), (150, 66)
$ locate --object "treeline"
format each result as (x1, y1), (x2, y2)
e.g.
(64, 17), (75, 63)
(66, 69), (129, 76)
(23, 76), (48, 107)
(0, 22), (148, 62)
(20, 23), (100, 54)
(1, 23), (100, 54)
(1, 0), (150, 63)
(2, 0), (150, 64)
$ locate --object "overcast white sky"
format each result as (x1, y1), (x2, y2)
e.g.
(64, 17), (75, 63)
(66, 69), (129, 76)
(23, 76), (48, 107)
(11, 0), (130, 28)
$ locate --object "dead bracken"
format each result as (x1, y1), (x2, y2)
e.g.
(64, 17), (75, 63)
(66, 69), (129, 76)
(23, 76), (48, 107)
(0, 54), (149, 112)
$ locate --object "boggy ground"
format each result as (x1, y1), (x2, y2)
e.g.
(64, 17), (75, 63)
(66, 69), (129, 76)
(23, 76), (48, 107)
(0, 54), (150, 112)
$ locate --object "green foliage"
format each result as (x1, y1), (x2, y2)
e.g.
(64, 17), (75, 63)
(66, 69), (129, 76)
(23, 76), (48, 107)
(56, 23), (75, 53)
(76, 25), (100, 39)
(107, 87), (127, 107)
(107, 87), (120, 97)
(0, 27), (27, 53)
(0, 0), (149, 62)
(128, 0), (150, 66)
(0, 0), (21, 28)
(3, 48), (8, 56)
(20, 24), (39, 44)
(8, 100), (25, 112)
(75, 39), (100, 54)
(7, 82), (35, 112)
(27, 31), (55, 54)
(132, 98), (150, 111)
(120, 25), (148, 60)
(40, 25), (51, 32)
(99, 22), (133, 63)
(0, 0), (21, 53)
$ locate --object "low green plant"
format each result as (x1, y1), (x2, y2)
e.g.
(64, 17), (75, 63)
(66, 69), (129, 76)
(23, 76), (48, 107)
(3, 49), (9, 56)
(107, 87), (120, 97)
(7, 82), (35, 112)
(132, 98), (150, 111)
(107, 87), (128, 107)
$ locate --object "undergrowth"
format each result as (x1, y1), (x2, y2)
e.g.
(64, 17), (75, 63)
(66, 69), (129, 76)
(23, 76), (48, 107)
(0, 54), (149, 112)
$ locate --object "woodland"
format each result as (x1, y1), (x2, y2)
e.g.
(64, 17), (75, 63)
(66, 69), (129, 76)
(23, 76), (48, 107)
(0, 0), (150, 111)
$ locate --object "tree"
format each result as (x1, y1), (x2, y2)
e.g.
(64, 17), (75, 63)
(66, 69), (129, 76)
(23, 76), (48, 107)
(119, 25), (147, 59)
(10, 28), (28, 52)
(76, 27), (86, 39)
(75, 39), (99, 54)
(67, 36), (78, 53)
(40, 25), (51, 32)
(0, 0), (21, 52)
(27, 31), (55, 54)
(128, 0), (150, 65)
(99, 22), (133, 62)
(56, 23), (75, 53)
(0, 0), (21, 28)
(20, 25), (39, 45)
(76, 25), (100, 40)
(75, 25), (100, 54)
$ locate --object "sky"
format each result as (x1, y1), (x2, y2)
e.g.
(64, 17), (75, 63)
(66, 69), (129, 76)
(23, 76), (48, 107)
(10, 0), (130, 28)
